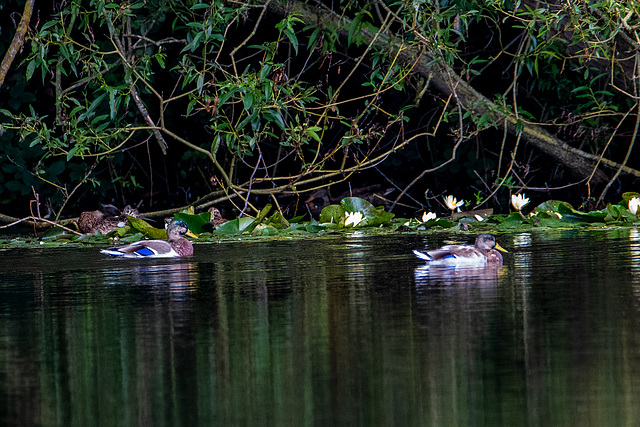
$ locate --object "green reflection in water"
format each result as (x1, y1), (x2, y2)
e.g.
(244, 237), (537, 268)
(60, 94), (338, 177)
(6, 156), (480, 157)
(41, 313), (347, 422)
(1, 231), (640, 425)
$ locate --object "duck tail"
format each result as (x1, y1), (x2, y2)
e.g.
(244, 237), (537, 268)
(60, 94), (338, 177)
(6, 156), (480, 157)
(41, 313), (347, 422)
(412, 249), (432, 261)
(100, 248), (126, 256)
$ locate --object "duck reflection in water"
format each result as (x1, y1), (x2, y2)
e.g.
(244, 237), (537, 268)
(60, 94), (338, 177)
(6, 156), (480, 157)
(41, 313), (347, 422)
(103, 262), (198, 292)
(414, 263), (504, 286)
(413, 234), (507, 286)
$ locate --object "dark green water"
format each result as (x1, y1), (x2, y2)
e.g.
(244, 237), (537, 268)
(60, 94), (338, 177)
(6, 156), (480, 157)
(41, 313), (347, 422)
(2, 229), (640, 426)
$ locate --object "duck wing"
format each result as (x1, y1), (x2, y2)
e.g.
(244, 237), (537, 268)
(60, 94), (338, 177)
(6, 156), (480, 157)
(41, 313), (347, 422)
(414, 244), (487, 267)
(101, 240), (178, 258)
(423, 244), (477, 260)
(413, 245), (464, 262)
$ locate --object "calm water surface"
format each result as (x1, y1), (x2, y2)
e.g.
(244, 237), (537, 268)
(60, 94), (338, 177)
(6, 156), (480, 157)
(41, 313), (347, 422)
(2, 229), (640, 426)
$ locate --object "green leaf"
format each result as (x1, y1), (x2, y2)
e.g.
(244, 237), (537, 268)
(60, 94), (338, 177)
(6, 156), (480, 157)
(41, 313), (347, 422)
(556, 202), (606, 223)
(304, 218), (326, 232)
(534, 200), (569, 213)
(173, 212), (210, 234)
(283, 28), (299, 55)
(265, 211), (290, 229)
(622, 192), (640, 202)
(26, 61), (36, 80)
(289, 214), (306, 223)
(197, 74), (204, 94)
(496, 212), (529, 228)
(319, 204), (345, 224)
(214, 217), (255, 235)
(243, 91), (254, 111)
(340, 197), (394, 226)
(119, 232), (145, 243)
(66, 146), (79, 161)
(264, 110), (286, 130)
(127, 217), (167, 239)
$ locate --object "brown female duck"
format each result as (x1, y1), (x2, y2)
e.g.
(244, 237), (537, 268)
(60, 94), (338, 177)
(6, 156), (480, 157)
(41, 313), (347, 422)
(78, 205), (138, 234)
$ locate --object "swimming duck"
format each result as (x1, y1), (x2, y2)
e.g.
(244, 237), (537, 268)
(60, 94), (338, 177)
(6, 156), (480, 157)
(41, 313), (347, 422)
(413, 234), (507, 267)
(79, 205), (138, 234)
(100, 220), (197, 258)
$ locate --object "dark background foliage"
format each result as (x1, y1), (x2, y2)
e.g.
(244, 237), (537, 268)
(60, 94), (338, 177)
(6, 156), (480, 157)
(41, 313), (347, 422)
(1, 0), (639, 221)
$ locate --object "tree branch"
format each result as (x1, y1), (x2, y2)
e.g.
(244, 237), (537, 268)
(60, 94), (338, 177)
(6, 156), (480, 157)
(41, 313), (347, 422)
(266, 0), (640, 185)
(0, 0), (35, 86)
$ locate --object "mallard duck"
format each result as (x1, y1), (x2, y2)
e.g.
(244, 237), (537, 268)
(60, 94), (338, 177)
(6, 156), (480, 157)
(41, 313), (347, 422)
(100, 220), (197, 258)
(78, 205), (139, 234)
(413, 234), (507, 267)
(208, 207), (229, 227)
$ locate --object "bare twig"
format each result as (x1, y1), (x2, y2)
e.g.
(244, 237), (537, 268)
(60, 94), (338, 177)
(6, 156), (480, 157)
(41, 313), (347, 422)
(0, 216), (82, 235)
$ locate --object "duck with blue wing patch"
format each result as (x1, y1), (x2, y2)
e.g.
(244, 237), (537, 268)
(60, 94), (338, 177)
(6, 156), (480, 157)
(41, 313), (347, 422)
(101, 220), (197, 258)
(413, 234), (507, 268)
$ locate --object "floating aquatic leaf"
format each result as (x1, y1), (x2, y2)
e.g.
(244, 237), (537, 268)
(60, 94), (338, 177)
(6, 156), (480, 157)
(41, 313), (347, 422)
(214, 217), (256, 235)
(534, 200), (568, 213)
(174, 212), (211, 234)
(606, 203), (621, 219)
(340, 197), (394, 226)
(556, 202), (606, 223)
(119, 232), (145, 243)
(319, 204), (345, 224)
(253, 224), (279, 235)
(42, 226), (73, 240)
(305, 218), (326, 232)
(622, 192), (640, 202)
(496, 212), (531, 228)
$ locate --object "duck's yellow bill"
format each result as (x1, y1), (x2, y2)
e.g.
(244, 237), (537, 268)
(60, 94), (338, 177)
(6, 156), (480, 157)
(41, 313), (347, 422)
(495, 243), (507, 253)
(186, 230), (198, 239)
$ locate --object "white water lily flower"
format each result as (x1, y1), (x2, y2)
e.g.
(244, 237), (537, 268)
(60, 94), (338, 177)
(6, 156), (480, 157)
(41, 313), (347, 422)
(511, 193), (530, 211)
(344, 211), (365, 227)
(443, 195), (464, 212)
(421, 211), (437, 222)
(630, 197), (640, 215)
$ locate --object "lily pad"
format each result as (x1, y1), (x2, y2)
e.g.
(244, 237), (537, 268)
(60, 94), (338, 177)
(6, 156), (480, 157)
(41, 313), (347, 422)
(119, 232), (145, 243)
(556, 202), (606, 223)
(340, 197), (395, 226)
(214, 217), (256, 235)
(42, 226), (74, 240)
(174, 212), (211, 234)
(305, 218), (326, 232)
(622, 192), (640, 202)
(319, 204), (345, 224)
(534, 200), (570, 213)
(496, 212), (531, 228)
